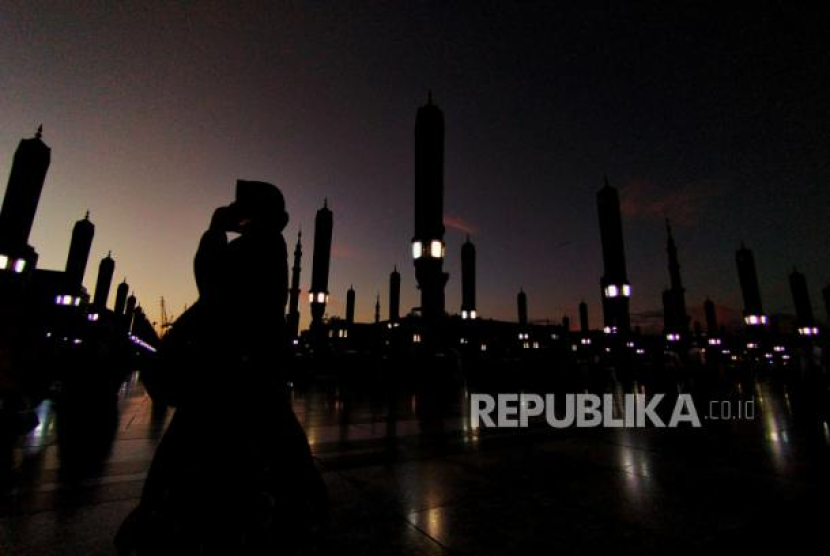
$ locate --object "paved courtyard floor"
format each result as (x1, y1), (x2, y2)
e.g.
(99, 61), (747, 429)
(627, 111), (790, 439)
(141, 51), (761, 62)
(2, 371), (829, 555)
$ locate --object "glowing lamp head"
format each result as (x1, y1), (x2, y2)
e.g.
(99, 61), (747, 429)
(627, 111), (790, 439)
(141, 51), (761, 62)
(603, 283), (631, 299)
(0, 256), (27, 273)
(744, 314), (768, 326)
(309, 292), (328, 304)
(56, 294), (80, 306)
(412, 240), (444, 259)
(412, 241), (423, 259)
(429, 240), (444, 258)
(798, 326), (819, 336)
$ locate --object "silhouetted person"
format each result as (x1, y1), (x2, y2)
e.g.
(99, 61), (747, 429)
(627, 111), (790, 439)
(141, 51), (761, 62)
(117, 181), (327, 555)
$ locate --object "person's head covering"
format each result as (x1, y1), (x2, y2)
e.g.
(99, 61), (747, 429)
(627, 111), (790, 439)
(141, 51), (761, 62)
(232, 180), (289, 230)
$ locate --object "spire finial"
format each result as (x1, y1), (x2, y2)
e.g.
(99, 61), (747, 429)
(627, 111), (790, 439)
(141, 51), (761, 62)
(36, 125), (43, 139)
(85, 210), (90, 220)
(323, 198), (328, 209)
(393, 264), (397, 272)
(603, 175), (610, 188)
(107, 250), (112, 258)
(427, 90), (434, 105)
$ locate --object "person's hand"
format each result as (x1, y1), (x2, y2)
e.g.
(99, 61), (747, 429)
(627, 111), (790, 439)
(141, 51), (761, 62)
(210, 206), (238, 232)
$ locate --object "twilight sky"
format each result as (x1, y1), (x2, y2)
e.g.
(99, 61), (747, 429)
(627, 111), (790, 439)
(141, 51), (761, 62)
(1, 1), (828, 332)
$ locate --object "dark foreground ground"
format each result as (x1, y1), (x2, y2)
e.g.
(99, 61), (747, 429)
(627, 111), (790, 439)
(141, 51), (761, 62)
(2, 370), (829, 555)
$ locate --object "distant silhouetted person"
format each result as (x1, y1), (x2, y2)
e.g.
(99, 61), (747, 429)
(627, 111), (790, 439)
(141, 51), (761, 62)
(117, 181), (327, 555)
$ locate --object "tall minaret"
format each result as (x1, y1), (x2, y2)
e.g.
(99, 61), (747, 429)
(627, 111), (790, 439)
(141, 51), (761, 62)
(346, 285), (355, 325)
(124, 293), (137, 325)
(736, 243), (766, 327)
(65, 212), (95, 288)
(789, 268), (817, 336)
(0, 125), (51, 268)
(663, 219), (689, 339)
(309, 201), (333, 330)
(389, 266), (400, 322)
(412, 92), (449, 322)
(704, 298), (718, 334)
(461, 235), (476, 319)
(93, 251), (115, 308)
(579, 300), (589, 334)
(517, 288), (528, 326)
(114, 278), (129, 315)
(287, 230), (302, 338)
(597, 177), (631, 334)
(374, 293), (381, 324)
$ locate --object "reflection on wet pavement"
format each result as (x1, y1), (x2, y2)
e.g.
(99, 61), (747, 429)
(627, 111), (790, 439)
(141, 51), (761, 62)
(2, 371), (829, 554)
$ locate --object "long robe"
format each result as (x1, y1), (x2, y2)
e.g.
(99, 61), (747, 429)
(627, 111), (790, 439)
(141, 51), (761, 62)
(117, 222), (327, 555)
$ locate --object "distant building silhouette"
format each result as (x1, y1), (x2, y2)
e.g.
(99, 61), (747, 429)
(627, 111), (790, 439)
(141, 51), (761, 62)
(662, 219), (689, 340)
(461, 235), (476, 319)
(736, 243), (766, 327)
(789, 269), (817, 336)
(517, 288), (528, 326)
(0, 126), (50, 271)
(412, 93), (448, 322)
(65, 212), (94, 288)
(389, 266), (400, 322)
(597, 177), (631, 334)
(114, 278), (129, 316)
(562, 315), (570, 331)
(287, 230), (302, 338)
(374, 293), (381, 324)
(579, 300), (589, 334)
(346, 285), (355, 325)
(309, 201), (332, 330)
(93, 251), (115, 309)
